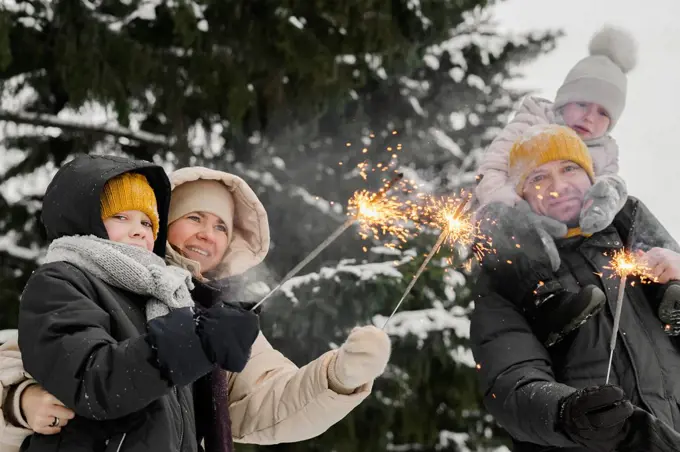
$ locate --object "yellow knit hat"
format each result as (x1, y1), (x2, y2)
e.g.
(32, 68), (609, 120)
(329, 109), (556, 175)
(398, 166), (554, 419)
(100, 172), (160, 239)
(509, 124), (595, 194)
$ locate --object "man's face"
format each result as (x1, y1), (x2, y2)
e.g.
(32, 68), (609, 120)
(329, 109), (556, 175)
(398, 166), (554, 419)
(521, 160), (592, 227)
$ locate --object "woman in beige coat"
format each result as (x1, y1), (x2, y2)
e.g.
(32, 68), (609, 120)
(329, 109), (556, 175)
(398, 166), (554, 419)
(0, 166), (390, 452)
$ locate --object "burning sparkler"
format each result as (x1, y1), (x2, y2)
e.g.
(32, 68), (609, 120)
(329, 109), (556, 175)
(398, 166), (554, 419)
(419, 193), (483, 250)
(252, 172), (409, 311)
(603, 248), (655, 383)
(347, 186), (413, 245)
(605, 249), (649, 384)
(381, 193), (479, 329)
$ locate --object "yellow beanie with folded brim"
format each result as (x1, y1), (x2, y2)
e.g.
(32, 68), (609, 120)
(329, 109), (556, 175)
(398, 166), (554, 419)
(509, 124), (595, 194)
(100, 172), (160, 239)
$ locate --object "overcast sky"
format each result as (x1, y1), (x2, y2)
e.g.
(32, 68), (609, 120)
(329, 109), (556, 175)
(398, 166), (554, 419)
(492, 0), (680, 239)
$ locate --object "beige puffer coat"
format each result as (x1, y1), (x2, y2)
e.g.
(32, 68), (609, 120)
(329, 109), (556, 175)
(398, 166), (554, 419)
(475, 95), (625, 208)
(0, 337), (34, 450)
(0, 166), (371, 451)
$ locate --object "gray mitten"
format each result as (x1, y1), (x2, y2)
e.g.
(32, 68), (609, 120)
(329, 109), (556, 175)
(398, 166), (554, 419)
(516, 200), (564, 271)
(580, 178), (627, 235)
(536, 227), (562, 272)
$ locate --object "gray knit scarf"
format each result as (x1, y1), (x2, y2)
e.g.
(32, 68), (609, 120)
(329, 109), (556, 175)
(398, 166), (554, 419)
(43, 235), (195, 320)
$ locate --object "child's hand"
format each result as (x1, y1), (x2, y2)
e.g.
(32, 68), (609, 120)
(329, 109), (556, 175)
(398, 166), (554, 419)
(196, 302), (260, 373)
(580, 180), (624, 235)
(640, 248), (680, 284)
(21, 384), (75, 435)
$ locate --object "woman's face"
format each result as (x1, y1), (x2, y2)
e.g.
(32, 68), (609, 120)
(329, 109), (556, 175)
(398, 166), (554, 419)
(167, 211), (230, 274)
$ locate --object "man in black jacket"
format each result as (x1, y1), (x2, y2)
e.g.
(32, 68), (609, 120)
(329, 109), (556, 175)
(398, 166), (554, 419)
(471, 125), (680, 451)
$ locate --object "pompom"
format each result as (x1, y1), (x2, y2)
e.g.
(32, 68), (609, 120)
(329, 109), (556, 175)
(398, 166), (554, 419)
(588, 25), (638, 73)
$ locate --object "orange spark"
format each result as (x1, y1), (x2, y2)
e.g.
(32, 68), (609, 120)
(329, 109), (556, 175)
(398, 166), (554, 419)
(604, 249), (657, 283)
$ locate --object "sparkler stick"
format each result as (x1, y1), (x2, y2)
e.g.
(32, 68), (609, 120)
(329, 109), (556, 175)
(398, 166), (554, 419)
(381, 195), (472, 330)
(252, 173), (405, 311)
(605, 204), (640, 383)
(605, 273), (627, 384)
(251, 218), (355, 310)
(381, 229), (449, 330)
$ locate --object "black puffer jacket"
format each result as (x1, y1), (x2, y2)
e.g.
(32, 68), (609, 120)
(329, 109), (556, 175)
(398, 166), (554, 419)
(18, 155), (199, 452)
(471, 198), (680, 451)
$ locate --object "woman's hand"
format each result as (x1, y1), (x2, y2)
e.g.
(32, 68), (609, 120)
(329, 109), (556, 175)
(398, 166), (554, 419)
(328, 326), (391, 394)
(21, 384), (75, 434)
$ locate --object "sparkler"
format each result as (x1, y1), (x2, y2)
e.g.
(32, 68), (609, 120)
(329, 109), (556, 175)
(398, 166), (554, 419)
(604, 248), (655, 383)
(381, 194), (475, 330)
(252, 173), (407, 311)
(602, 203), (653, 383)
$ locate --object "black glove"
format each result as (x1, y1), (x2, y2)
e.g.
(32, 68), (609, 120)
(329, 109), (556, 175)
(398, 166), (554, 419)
(658, 282), (680, 336)
(195, 302), (260, 373)
(146, 307), (214, 386)
(557, 385), (634, 452)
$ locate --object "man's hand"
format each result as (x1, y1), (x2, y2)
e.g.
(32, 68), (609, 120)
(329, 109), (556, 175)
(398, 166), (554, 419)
(640, 247), (680, 284)
(21, 384), (75, 435)
(557, 385), (634, 452)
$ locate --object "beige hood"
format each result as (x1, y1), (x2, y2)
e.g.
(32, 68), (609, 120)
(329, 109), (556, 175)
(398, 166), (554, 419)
(167, 166), (270, 279)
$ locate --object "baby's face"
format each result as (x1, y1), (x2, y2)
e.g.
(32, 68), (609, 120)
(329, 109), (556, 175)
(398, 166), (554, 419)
(561, 102), (610, 140)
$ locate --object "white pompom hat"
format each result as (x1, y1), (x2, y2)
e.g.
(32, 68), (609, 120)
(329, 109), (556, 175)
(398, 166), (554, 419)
(554, 25), (638, 130)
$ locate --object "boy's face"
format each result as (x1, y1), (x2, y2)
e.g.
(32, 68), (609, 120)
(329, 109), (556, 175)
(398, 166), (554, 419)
(561, 102), (611, 140)
(103, 210), (155, 252)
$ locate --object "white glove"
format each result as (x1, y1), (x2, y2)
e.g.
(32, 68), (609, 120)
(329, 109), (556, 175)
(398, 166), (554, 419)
(328, 326), (391, 394)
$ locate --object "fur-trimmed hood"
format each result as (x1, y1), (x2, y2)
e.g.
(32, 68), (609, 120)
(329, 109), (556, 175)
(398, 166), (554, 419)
(166, 167), (270, 279)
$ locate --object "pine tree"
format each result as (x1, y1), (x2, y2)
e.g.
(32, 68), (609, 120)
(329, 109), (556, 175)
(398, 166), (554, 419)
(229, 6), (560, 452)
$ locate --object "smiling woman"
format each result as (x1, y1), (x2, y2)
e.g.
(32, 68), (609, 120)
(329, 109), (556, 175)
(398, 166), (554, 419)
(164, 167), (267, 280)
(168, 211), (230, 272)
(168, 209), (232, 275)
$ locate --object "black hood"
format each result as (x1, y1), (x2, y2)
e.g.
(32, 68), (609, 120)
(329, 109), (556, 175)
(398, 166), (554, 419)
(41, 154), (171, 257)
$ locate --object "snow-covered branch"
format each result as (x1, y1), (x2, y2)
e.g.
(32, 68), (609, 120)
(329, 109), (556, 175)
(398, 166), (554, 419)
(0, 109), (174, 147)
(278, 254), (415, 303)
(0, 231), (43, 261)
